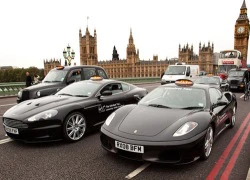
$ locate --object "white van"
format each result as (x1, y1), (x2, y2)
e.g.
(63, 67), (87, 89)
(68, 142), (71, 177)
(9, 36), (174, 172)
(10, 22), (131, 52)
(161, 64), (200, 85)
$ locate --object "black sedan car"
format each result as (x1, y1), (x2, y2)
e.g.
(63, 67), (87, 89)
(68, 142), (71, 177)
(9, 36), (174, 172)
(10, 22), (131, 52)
(2, 77), (147, 142)
(100, 79), (237, 164)
(194, 76), (229, 91)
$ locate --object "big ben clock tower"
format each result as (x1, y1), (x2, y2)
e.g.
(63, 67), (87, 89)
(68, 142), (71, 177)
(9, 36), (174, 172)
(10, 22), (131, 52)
(234, 0), (250, 64)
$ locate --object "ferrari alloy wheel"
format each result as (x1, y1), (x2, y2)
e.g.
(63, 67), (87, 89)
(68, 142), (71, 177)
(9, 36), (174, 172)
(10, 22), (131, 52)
(63, 112), (86, 142)
(229, 106), (236, 128)
(201, 125), (213, 160)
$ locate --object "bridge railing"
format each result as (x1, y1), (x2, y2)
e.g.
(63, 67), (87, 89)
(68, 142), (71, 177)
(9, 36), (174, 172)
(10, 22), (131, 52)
(0, 77), (161, 97)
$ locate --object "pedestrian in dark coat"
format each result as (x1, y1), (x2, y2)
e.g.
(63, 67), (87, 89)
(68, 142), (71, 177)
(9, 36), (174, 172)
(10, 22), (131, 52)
(25, 72), (32, 87)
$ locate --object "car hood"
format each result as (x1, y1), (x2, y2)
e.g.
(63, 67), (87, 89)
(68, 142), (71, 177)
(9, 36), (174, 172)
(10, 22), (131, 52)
(118, 105), (194, 137)
(23, 82), (63, 91)
(4, 95), (84, 120)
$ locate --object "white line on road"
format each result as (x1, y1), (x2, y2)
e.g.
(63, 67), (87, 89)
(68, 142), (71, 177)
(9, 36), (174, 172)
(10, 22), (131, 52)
(0, 138), (13, 145)
(240, 94), (245, 99)
(246, 167), (250, 180)
(125, 163), (151, 179)
(0, 103), (16, 107)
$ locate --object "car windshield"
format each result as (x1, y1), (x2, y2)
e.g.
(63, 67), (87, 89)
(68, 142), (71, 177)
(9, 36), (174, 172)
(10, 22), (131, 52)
(228, 70), (244, 77)
(139, 86), (206, 109)
(56, 81), (101, 97)
(165, 66), (186, 75)
(195, 77), (220, 85)
(43, 70), (68, 82)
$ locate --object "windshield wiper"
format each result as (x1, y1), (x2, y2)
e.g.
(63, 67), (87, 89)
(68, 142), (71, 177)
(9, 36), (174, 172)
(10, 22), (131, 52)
(148, 104), (171, 108)
(43, 81), (52, 83)
(73, 95), (89, 97)
(181, 106), (203, 110)
(51, 81), (62, 82)
(57, 93), (73, 96)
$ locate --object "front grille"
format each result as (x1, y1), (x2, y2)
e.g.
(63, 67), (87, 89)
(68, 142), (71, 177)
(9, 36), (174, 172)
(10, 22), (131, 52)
(230, 80), (239, 85)
(118, 149), (143, 160)
(21, 90), (29, 101)
(3, 118), (28, 128)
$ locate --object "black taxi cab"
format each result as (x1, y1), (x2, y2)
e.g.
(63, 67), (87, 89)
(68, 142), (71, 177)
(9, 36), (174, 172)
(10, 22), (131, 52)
(17, 65), (109, 103)
(227, 68), (249, 91)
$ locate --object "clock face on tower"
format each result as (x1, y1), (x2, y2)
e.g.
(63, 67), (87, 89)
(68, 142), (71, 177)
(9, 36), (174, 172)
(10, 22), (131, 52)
(237, 26), (245, 34)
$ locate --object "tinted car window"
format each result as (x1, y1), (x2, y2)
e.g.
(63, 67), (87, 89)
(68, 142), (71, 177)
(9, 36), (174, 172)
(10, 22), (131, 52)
(43, 70), (68, 82)
(209, 88), (222, 105)
(56, 81), (101, 97)
(228, 70), (244, 77)
(139, 87), (206, 109)
(84, 68), (97, 80)
(98, 69), (108, 79)
(68, 69), (82, 82)
(121, 83), (130, 91)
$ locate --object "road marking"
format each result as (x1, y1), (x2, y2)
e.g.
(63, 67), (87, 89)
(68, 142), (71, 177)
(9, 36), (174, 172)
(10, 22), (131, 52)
(125, 163), (151, 179)
(246, 167), (250, 180)
(240, 94), (245, 98)
(220, 122), (250, 179)
(0, 138), (13, 145)
(0, 103), (16, 107)
(206, 112), (250, 180)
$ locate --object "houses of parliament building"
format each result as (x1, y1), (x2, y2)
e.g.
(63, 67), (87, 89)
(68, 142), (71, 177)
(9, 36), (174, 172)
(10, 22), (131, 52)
(44, 0), (249, 78)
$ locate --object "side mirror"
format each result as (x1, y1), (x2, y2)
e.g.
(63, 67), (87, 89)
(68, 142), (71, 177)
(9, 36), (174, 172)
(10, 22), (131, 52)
(186, 71), (190, 76)
(67, 79), (75, 85)
(216, 99), (228, 106)
(134, 94), (141, 101)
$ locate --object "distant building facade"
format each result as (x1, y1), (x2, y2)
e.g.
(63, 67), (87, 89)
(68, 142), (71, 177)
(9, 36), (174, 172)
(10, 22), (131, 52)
(178, 42), (216, 74)
(43, 59), (61, 76)
(79, 28), (168, 78)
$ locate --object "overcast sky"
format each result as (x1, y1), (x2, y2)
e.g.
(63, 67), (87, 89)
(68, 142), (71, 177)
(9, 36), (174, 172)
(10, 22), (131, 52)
(0, 0), (249, 68)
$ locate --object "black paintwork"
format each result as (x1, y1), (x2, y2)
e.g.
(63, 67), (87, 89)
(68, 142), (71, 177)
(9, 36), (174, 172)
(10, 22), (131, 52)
(100, 83), (237, 164)
(3, 79), (147, 142)
(17, 65), (109, 103)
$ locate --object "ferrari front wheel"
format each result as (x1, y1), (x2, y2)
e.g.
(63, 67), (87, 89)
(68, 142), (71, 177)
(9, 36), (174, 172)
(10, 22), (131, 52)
(63, 112), (87, 142)
(200, 125), (213, 160)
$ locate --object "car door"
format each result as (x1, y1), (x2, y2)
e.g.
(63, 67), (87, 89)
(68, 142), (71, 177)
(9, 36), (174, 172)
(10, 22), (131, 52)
(209, 88), (229, 135)
(95, 83), (126, 123)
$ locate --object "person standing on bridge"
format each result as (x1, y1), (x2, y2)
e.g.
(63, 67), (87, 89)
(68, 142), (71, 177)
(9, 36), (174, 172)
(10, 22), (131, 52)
(25, 71), (32, 87)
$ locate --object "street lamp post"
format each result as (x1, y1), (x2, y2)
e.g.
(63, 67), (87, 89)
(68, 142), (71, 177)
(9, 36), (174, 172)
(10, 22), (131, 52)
(63, 44), (75, 66)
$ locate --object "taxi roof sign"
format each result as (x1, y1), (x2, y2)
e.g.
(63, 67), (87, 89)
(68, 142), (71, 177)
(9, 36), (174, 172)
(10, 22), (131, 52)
(175, 79), (193, 86)
(56, 66), (65, 70)
(90, 76), (103, 81)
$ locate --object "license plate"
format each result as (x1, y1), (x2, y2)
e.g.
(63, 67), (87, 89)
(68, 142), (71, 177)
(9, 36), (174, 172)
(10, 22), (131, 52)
(4, 125), (19, 134)
(115, 140), (144, 153)
(230, 86), (237, 89)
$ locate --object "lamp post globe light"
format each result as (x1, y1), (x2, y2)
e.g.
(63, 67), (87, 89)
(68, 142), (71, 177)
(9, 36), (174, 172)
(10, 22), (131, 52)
(63, 44), (75, 66)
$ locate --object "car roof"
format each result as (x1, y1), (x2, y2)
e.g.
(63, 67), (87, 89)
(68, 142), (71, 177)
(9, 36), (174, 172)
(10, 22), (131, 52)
(52, 65), (105, 70)
(77, 79), (125, 85)
(229, 68), (248, 72)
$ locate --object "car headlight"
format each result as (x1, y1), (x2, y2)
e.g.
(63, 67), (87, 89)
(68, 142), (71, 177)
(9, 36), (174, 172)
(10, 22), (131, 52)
(105, 112), (116, 126)
(36, 91), (41, 97)
(173, 122), (198, 137)
(17, 90), (22, 98)
(28, 109), (58, 122)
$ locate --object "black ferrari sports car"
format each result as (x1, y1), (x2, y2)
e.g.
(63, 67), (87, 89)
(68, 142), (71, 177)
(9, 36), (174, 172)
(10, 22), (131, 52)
(194, 76), (229, 92)
(2, 77), (147, 142)
(100, 79), (237, 164)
